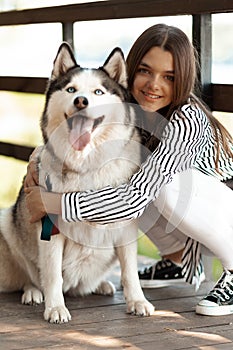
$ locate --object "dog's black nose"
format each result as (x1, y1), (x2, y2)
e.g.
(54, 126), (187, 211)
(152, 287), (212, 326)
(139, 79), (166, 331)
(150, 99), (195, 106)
(74, 96), (88, 110)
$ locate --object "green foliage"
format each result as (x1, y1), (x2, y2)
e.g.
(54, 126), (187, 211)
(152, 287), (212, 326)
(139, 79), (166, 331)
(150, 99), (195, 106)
(0, 157), (27, 208)
(212, 257), (223, 281)
(0, 91), (44, 208)
(137, 232), (160, 259)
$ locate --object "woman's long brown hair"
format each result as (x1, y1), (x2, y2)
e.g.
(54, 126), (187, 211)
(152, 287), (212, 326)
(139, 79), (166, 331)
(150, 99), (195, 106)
(126, 24), (233, 172)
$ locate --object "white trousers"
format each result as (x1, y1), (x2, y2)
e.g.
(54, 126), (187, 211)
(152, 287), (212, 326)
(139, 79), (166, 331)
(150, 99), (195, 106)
(139, 169), (233, 270)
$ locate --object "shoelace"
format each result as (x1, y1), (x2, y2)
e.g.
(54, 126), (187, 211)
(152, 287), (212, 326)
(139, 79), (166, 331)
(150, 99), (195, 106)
(139, 259), (172, 277)
(156, 260), (172, 270)
(139, 265), (154, 275)
(208, 271), (233, 302)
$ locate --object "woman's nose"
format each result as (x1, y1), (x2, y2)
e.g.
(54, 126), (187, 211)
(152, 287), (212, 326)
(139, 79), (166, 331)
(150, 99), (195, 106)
(148, 74), (160, 89)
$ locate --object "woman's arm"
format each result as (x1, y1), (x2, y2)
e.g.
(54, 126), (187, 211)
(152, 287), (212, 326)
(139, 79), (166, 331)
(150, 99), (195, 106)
(62, 104), (208, 224)
(25, 104), (208, 224)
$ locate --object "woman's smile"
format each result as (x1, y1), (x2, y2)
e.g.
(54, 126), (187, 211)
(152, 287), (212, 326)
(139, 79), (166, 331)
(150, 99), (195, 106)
(142, 91), (162, 100)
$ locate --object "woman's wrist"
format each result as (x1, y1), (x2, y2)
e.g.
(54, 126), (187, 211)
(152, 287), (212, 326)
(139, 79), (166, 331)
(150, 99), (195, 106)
(42, 192), (62, 215)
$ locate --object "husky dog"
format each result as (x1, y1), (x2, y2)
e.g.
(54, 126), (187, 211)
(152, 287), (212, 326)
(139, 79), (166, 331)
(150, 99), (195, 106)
(0, 43), (154, 323)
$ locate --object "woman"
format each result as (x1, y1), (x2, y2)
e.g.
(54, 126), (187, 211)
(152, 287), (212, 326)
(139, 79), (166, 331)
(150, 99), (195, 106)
(25, 24), (233, 316)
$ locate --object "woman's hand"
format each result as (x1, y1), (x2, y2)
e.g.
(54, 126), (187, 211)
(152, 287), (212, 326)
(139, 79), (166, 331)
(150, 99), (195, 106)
(25, 186), (46, 223)
(24, 146), (43, 188)
(25, 186), (62, 223)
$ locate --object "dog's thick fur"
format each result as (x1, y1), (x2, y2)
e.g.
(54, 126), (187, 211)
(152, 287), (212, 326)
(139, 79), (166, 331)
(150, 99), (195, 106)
(0, 43), (154, 323)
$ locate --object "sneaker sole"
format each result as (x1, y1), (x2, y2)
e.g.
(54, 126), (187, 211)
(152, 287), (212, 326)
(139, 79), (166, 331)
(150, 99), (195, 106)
(140, 278), (186, 288)
(196, 303), (233, 316)
(140, 272), (205, 289)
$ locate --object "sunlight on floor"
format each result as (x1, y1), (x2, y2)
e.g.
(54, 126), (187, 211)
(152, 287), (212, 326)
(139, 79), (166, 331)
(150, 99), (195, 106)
(63, 330), (141, 349)
(177, 329), (231, 346)
(153, 310), (184, 319)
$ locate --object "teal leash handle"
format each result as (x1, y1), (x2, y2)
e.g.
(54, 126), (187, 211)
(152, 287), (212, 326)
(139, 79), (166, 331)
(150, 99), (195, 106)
(41, 215), (56, 241)
(40, 174), (58, 241)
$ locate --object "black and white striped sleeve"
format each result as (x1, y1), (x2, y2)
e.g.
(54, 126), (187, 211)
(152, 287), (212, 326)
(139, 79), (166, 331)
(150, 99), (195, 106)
(61, 105), (207, 224)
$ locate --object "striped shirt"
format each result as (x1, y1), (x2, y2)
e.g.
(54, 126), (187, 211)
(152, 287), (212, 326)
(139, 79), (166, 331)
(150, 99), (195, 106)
(61, 102), (233, 224)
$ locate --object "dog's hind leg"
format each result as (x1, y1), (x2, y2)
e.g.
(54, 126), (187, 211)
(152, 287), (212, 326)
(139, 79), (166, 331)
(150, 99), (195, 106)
(0, 226), (43, 304)
(39, 235), (71, 323)
(94, 280), (116, 295)
(22, 284), (43, 305)
(0, 232), (27, 292)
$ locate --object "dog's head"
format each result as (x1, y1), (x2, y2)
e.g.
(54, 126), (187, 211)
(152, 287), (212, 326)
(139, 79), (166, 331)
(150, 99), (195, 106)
(41, 43), (133, 160)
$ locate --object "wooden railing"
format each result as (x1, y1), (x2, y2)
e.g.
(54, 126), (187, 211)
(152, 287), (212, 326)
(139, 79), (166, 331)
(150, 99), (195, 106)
(0, 0), (233, 161)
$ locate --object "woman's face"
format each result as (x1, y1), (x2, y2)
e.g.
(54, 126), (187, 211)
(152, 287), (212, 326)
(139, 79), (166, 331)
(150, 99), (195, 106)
(132, 46), (174, 112)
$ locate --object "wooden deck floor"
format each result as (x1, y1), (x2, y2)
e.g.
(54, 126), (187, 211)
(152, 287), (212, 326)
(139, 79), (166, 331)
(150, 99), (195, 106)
(1, 259), (233, 350)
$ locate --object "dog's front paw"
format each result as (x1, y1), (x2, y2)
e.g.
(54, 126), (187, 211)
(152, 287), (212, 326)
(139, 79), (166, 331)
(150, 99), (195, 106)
(44, 305), (71, 324)
(94, 280), (116, 295)
(126, 299), (154, 316)
(22, 287), (43, 305)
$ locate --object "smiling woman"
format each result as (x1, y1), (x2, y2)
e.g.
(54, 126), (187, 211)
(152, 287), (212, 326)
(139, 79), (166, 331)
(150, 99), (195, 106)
(131, 47), (174, 112)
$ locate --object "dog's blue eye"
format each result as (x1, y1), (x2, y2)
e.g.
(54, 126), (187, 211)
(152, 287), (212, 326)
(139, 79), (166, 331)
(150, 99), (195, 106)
(66, 87), (76, 93)
(94, 89), (104, 95)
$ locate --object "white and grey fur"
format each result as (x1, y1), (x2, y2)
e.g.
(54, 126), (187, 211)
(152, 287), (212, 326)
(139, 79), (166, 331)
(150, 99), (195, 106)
(0, 43), (154, 323)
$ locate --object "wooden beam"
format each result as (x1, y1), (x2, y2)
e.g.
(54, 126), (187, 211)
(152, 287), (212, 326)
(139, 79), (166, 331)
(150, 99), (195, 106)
(0, 142), (34, 162)
(192, 14), (212, 108)
(0, 0), (232, 26)
(62, 22), (74, 49)
(212, 84), (233, 112)
(0, 77), (47, 94)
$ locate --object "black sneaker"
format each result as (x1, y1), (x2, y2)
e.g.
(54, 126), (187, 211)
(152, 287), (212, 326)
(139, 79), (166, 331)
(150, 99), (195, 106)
(196, 270), (233, 316)
(138, 259), (185, 288)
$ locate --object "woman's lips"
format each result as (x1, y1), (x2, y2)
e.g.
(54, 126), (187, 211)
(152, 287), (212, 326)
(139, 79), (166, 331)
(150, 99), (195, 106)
(142, 91), (162, 99)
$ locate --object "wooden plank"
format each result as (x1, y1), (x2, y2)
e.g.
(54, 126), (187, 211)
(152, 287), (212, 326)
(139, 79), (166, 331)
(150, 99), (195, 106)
(0, 77), (47, 94)
(193, 14), (213, 108)
(0, 0), (232, 26)
(212, 84), (233, 112)
(62, 22), (74, 49)
(0, 301), (233, 350)
(199, 344), (233, 350)
(0, 278), (232, 350)
(0, 141), (34, 161)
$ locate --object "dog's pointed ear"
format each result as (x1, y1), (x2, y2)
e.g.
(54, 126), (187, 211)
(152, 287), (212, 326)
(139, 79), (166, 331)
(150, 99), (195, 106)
(51, 42), (79, 79)
(102, 48), (128, 88)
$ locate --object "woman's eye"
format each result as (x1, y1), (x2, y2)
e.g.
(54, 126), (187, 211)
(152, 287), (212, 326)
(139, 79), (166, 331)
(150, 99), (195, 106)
(165, 75), (174, 82)
(66, 87), (76, 93)
(94, 89), (104, 95)
(138, 68), (150, 74)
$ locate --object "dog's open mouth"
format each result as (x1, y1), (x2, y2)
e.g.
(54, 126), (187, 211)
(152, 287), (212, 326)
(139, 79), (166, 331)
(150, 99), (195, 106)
(67, 113), (104, 151)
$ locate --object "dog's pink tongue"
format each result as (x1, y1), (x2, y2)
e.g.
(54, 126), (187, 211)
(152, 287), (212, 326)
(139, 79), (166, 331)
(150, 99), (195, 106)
(69, 116), (94, 151)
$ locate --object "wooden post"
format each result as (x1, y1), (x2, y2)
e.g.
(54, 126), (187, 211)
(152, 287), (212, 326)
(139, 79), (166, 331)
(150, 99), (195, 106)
(62, 22), (74, 49)
(192, 14), (212, 109)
